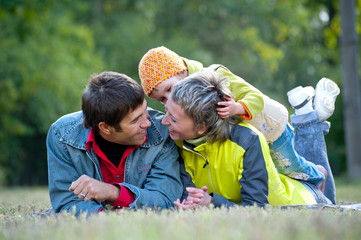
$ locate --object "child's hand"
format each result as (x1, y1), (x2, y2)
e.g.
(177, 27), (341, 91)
(217, 96), (246, 118)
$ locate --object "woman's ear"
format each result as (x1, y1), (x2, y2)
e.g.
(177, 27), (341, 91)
(197, 122), (207, 135)
(98, 122), (111, 135)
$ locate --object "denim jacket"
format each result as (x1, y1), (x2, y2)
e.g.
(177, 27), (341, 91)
(47, 107), (183, 216)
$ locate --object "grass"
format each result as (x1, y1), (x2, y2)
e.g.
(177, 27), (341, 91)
(0, 179), (360, 240)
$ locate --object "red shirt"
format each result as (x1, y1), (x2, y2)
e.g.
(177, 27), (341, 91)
(86, 129), (137, 208)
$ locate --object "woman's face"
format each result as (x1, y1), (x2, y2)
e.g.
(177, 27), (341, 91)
(161, 97), (205, 141)
(149, 72), (188, 104)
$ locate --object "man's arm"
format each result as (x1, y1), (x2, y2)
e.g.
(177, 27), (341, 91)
(46, 124), (104, 216)
(120, 137), (183, 209)
(178, 156), (195, 201)
(68, 175), (120, 202)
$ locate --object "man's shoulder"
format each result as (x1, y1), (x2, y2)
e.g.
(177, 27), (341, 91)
(49, 111), (85, 138)
(147, 107), (168, 132)
(47, 111), (88, 147)
(51, 111), (83, 128)
(147, 107), (164, 120)
(145, 107), (172, 145)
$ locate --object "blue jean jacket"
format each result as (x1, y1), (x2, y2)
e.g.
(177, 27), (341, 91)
(47, 108), (183, 216)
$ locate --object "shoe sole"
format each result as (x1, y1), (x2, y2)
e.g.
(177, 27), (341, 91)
(314, 78), (340, 121)
(315, 78), (340, 99)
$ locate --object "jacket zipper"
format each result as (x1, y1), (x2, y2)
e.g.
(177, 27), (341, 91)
(182, 145), (215, 193)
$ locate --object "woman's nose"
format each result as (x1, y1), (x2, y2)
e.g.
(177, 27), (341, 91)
(161, 114), (170, 125)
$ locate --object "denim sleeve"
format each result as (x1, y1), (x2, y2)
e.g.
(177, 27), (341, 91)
(122, 137), (183, 209)
(178, 156), (195, 201)
(46, 124), (103, 216)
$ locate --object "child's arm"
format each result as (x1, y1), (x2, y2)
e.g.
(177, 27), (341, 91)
(217, 96), (246, 119)
(216, 67), (264, 120)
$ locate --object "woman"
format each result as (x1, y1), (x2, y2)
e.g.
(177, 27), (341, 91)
(161, 69), (332, 208)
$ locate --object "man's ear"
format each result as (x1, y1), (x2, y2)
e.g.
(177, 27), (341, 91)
(98, 122), (111, 135)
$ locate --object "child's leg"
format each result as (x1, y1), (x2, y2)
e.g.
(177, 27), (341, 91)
(269, 123), (325, 185)
(291, 111), (336, 204)
(286, 78), (339, 204)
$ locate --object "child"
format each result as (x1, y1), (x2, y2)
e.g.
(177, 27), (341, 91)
(138, 46), (339, 204)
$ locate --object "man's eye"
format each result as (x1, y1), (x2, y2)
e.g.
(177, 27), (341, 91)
(131, 117), (140, 124)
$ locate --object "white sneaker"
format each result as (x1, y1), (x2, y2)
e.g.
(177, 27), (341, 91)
(287, 86), (315, 115)
(314, 78), (340, 121)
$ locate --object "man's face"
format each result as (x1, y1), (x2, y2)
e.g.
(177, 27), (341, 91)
(104, 100), (151, 145)
(161, 97), (204, 141)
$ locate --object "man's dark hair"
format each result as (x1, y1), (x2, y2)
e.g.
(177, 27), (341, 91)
(82, 71), (145, 131)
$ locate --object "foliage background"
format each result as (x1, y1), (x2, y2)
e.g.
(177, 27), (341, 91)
(0, 0), (360, 186)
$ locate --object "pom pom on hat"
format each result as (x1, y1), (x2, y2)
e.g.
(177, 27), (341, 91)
(139, 46), (187, 96)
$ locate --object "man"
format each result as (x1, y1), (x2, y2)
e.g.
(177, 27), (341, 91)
(47, 71), (183, 216)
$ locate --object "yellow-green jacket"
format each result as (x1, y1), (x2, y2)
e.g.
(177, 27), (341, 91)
(183, 58), (264, 121)
(183, 58), (289, 143)
(176, 122), (317, 207)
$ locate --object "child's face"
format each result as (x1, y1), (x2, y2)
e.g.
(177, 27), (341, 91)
(149, 72), (188, 104)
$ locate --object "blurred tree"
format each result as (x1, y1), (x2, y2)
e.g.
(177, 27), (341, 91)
(0, 0), (103, 185)
(339, 0), (361, 180)
(0, 0), (358, 185)
(149, 0), (349, 174)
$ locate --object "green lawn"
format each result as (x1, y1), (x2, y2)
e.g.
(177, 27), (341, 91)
(0, 179), (360, 240)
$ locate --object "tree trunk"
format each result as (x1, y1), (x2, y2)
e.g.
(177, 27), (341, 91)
(339, 0), (361, 180)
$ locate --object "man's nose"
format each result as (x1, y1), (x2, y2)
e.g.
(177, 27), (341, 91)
(141, 118), (151, 128)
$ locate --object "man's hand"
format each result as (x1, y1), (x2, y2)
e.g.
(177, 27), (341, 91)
(69, 175), (120, 202)
(217, 96), (246, 118)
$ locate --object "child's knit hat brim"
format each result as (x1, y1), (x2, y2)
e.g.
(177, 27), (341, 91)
(138, 46), (187, 96)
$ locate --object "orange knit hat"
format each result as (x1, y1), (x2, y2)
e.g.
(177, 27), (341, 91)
(138, 46), (187, 96)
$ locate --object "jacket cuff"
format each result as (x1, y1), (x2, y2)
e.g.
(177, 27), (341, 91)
(210, 193), (236, 208)
(108, 184), (135, 208)
(238, 101), (252, 120)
